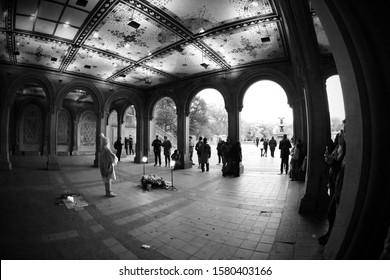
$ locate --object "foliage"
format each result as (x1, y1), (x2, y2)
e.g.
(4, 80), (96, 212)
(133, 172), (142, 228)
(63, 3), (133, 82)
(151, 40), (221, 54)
(189, 96), (209, 137)
(206, 104), (228, 136)
(155, 97), (177, 135)
(331, 117), (343, 132)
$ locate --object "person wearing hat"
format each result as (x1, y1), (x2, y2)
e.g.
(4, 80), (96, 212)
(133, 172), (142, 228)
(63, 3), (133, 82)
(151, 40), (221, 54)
(199, 137), (211, 172)
(100, 133), (118, 198)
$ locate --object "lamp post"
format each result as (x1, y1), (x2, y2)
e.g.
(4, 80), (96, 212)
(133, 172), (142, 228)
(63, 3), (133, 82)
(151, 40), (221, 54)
(169, 160), (177, 191)
(142, 156), (147, 175)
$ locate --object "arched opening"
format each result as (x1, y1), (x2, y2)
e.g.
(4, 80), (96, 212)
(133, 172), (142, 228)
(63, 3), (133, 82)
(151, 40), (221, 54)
(326, 75), (345, 139)
(123, 106), (137, 157)
(153, 97), (177, 149)
(10, 84), (48, 157)
(189, 88), (227, 167)
(107, 110), (118, 151)
(241, 80), (292, 172)
(59, 89), (96, 156)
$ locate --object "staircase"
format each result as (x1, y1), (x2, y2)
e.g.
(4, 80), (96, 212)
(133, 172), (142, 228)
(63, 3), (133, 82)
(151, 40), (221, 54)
(155, 126), (177, 150)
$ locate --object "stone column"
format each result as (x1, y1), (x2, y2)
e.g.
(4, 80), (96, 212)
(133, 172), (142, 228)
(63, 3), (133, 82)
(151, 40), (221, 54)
(72, 119), (78, 155)
(133, 113), (143, 163)
(227, 98), (244, 174)
(279, 0), (331, 213)
(93, 110), (104, 167)
(144, 115), (154, 163)
(46, 105), (60, 170)
(176, 106), (192, 169)
(290, 97), (307, 153)
(0, 101), (12, 170)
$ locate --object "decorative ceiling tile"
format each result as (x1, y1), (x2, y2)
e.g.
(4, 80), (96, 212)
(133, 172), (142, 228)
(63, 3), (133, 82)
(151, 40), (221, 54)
(113, 66), (176, 87)
(312, 15), (331, 54)
(84, 3), (178, 60)
(55, 24), (79, 40)
(146, 0), (274, 33)
(16, 0), (39, 15)
(37, 1), (63, 21)
(14, 35), (71, 69)
(34, 19), (56, 35)
(15, 15), (34, 31)
(145, 44), (222, 77)
(0, 33), (10, 62)
(60, 7), (89, 27)
(202, 21), (285, 66)
(66, 48), (130, 80)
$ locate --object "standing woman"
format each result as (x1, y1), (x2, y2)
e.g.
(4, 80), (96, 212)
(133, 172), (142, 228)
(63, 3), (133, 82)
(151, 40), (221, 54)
(100, 133), (118, 198)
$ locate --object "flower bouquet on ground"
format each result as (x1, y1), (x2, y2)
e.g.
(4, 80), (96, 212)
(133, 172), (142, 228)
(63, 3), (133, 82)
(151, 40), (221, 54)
(141, 174), (168, 191)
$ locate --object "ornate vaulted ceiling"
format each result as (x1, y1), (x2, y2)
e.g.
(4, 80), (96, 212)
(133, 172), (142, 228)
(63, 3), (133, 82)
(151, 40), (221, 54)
(0, 0), (330, 89)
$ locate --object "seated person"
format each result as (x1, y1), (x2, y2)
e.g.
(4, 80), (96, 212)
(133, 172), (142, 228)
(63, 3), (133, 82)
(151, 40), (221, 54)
(171, 150), (181, 170)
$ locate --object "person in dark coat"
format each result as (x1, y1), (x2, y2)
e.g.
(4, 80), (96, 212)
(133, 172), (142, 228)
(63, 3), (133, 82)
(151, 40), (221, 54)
(124, 137), (129, 155)
(151, 135), (162, 166)
(199, 137), (211, 172)
(263, 138), (269, 157)
(114, 137), (123, 161)
(230, 141), (242, 177)
(221, 138), (232, 176)
(216, 137), (223, 165)
(279, 134), (292, 174)
(162, 136), (172, 167)
(268, 136), (277, 157)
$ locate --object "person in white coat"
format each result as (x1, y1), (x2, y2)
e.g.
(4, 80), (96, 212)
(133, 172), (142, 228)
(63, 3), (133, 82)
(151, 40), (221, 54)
(100, 133), (118, 198)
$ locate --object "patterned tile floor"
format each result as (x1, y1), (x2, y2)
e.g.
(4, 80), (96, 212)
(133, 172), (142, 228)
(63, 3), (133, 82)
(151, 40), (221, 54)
(0, 143), (327, 260)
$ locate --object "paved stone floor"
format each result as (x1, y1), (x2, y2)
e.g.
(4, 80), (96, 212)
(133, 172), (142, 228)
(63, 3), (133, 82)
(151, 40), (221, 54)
(0, 143), (327, 260)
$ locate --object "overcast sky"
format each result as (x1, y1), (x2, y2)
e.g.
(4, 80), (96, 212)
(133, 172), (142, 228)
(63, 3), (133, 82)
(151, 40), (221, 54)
(198, 75), (345, 124)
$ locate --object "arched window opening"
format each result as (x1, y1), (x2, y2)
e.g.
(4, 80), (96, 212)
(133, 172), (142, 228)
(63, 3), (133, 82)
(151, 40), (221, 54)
(241, 80), (292, 172)
(154, 97), (177, 149)
(326, 75), (345, 140)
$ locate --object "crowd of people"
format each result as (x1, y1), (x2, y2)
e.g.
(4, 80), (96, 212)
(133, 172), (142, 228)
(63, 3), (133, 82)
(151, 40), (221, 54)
(100, 132), (311, 198)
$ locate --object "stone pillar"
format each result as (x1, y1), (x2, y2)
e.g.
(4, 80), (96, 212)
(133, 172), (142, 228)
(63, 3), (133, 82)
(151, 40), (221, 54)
(279, 0), (331, 213)
(176, 106), (192, 169)
(227, 99), (244, 174)
(72, 119), (78, 155)
(144, 115), (153, 163)
(0, 101), (12, 170)
(93, 111), (104, 167)
(46, 106), (60, 170)
(291, 97), (308, 154)
(133, 113), (143, 163)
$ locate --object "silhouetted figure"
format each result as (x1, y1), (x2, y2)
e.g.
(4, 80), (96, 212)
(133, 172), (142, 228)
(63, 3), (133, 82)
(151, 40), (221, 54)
(171, 149), (181, 170)
(151, 135), (162, 166)
(319, 120), (346, 245)
(114, 137), (123, 161)
(162, 136), (172, 167)
(199, 137), (211, 172)
(195, 136), (203, 169)
(124, 137), (129, 155)
(290, 138), (303, 180)
(269, 136), (277, 157)
(129, 135), (134, 155)
(279, 134), (292, 174)
(263, 138), (269, 157)
(216, 137), (223, 165)
(221, 138), (232, 176)
(230, 141), (242, 177)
